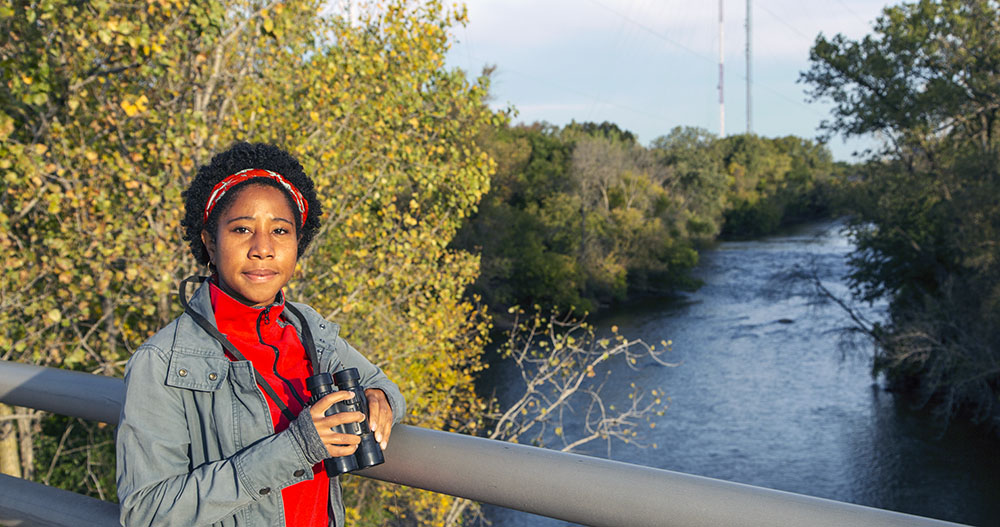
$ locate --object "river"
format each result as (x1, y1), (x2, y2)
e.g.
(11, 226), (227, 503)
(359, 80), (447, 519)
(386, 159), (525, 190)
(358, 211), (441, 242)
(481, 219), (1000, 527)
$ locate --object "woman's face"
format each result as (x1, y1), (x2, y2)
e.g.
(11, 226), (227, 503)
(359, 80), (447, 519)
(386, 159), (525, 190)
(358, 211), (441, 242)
(201, 184), (299, 307)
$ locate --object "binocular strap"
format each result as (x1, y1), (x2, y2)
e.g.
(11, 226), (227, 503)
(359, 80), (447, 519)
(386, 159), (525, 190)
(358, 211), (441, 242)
(179, 276), (303, 423)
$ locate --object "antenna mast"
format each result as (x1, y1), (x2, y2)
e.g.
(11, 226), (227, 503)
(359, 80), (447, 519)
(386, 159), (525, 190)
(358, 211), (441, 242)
(746, 0), (752, 133)
(719, 0), (725, 137)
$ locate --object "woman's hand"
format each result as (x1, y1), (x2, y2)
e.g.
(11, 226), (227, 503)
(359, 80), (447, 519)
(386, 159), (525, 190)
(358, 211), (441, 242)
(364, 388), (394, 450)
(310, 391), (364, 457)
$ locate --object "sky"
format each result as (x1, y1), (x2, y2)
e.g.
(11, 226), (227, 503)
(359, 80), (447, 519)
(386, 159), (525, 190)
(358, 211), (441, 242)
(444, 0), (895, 161)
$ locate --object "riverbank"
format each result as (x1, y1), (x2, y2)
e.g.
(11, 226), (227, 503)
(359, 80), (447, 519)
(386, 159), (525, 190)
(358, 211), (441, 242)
(482, 220), (1000, 527)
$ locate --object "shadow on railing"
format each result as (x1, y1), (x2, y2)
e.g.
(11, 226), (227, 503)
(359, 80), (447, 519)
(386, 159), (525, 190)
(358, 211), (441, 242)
(0, 360), (970, 527)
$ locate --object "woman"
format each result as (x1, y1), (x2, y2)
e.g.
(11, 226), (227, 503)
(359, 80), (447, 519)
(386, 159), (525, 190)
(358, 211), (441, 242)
(116, 142), (405, 526)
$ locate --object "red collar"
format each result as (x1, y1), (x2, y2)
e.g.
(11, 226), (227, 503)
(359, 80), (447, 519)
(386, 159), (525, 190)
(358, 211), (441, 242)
(209, 279), (286, 336)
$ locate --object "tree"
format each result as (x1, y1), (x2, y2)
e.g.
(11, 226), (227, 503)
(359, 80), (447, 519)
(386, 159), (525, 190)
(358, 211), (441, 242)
(1, 0), (500, 522)
(803, 0), (1000, 157)
(769, 136), (838, 223)
(650, 127), (728, 242)
(441, 308), (673, 525)
(716, 134), (793, 237)
(802, 0), (1000, 424)
(458, 122), (842, 320)
(2, 0), (238, 486)
(565, 120), (638, 144)
(452, 123), (590, 312)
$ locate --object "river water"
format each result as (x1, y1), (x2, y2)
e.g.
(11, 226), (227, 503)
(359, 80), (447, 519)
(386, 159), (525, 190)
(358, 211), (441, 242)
(482, 220), (1000, 527)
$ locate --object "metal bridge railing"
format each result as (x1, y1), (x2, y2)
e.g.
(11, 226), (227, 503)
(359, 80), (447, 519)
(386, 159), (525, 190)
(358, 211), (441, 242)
(0, 359), (970, 527)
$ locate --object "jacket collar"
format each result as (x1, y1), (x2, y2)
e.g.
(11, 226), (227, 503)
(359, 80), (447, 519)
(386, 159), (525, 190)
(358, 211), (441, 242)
(209, 280), (285, 336)
(173, 277), (338, 356)
(173, 277), (227, 356)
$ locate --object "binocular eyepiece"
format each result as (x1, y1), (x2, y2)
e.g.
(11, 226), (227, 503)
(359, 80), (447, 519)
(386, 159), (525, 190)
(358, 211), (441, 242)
(306, 368), (384, 476)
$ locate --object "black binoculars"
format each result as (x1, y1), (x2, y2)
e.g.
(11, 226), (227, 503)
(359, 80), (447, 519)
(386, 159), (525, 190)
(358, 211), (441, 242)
(306, 367), (385, 476)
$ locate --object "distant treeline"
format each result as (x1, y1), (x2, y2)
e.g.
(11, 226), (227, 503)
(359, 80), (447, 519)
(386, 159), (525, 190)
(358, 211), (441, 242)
(453, 122), (851, 314)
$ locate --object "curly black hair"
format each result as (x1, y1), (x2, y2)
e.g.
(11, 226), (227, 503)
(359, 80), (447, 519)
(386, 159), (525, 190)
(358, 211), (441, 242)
(181, 142), (322, 266)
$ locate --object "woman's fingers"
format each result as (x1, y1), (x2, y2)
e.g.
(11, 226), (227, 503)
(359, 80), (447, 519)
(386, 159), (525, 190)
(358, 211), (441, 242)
(310, 391), (366, 456)
(310, 390), (355, 419)
(364, 388), (393, 450)
(320, 431), (361, 457)
(314, 409), (365, 431)
(310, 389), (392, 456)
(314, 412), (364, 457)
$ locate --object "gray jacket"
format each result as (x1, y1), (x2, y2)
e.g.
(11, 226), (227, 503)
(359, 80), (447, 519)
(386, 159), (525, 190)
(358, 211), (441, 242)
(116, 281), (405, 527)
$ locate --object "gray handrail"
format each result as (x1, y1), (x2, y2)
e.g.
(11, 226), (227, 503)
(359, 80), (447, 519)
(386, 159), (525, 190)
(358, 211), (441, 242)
(0, 360), (970, 527)
(0, 360), (123, 424)
(0, 474), (119, 527)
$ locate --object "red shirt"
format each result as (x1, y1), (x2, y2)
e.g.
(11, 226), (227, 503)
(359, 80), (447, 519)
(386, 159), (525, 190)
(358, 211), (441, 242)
(210, 282), (329, 526)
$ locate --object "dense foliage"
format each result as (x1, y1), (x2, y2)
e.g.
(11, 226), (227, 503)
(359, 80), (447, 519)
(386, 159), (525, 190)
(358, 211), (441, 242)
(454, 122), (845, 314)
(802, 0), (1000, 424)
(0, 0), (862, 521)
(1, 1), (498, 523)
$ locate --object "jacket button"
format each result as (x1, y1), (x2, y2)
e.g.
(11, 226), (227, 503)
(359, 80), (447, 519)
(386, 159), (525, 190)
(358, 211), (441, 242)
(208, 372), (218, 381)
(320, 324), (326, 329)
(294, 469), (305, 477)
(259, 487), (271, 495)
(178, 369), (188, 377)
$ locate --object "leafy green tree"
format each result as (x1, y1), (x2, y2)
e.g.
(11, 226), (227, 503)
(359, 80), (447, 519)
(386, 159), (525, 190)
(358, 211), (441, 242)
(459, 122), (842, 319)
(717, 134), (792, 237)
(1, 0), (499, 522)
(802, 0), (1000, 423)
(452, 123), (589, 311)
(2, 0), (233, 484)
(457, 122), (708, 316)
(650, 126), (728, 242)
(567, 127), (697, 300)
(770, 136), (838, 222)
(565, 120), (638, 144)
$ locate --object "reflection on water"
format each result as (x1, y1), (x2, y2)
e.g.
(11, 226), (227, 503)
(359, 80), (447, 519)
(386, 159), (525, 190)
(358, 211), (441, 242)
(483, 220), (1000, 527)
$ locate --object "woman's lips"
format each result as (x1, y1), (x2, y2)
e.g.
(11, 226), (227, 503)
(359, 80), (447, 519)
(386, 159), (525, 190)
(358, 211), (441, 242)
(242, 269), (278, 281)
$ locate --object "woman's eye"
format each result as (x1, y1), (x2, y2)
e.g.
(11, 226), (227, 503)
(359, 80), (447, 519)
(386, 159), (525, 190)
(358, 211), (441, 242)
(274, 227), (289, 235)
(233, 226), (251, 234)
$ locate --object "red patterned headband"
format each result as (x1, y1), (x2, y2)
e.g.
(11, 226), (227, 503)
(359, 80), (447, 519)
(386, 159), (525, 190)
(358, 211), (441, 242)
(203, 168), (308, 227)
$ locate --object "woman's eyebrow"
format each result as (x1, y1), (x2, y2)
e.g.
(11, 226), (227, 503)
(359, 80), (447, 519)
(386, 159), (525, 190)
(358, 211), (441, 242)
(225, 215), (294, 225)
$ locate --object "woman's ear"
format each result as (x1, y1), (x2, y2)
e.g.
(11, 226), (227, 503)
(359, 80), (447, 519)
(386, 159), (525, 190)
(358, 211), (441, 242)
(201, 230), (216, 264)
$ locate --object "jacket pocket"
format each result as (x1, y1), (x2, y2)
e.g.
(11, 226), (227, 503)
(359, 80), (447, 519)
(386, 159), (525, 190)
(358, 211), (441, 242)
(165, 350), (230, 391)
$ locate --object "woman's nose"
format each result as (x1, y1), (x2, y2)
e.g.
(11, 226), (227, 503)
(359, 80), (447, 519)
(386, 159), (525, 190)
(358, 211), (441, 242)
(249, 231), (274, 259)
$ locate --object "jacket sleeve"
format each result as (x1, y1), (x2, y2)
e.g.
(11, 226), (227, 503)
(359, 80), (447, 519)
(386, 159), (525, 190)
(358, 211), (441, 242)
(116, 344), (329, 527)
(331, 336), (407, 424)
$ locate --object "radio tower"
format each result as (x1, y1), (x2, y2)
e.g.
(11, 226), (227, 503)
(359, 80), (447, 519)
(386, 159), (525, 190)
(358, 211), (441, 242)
(719, 0), (725, 137)
(746, 0), (752, 134)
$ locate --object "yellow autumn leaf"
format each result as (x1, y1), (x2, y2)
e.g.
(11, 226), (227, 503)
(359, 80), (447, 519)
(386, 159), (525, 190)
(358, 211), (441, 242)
(120, 100), (138, 117)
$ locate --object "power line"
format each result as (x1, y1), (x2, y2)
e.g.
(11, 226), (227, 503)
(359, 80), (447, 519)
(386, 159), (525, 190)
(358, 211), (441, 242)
(451, 2), (831, 136)
(583, 0), (637, 123)
(472, 53), (678, 125)
(581, 1), (824, 125)
(756, 2), (815, 42)
(583, 0), (717, 64)
(832, 0), (872, 27)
